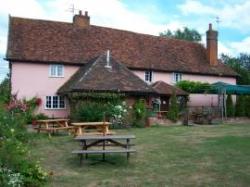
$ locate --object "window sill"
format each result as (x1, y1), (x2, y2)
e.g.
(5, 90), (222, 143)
(49, 76), (64, 78)
(44, 108), (67, 110)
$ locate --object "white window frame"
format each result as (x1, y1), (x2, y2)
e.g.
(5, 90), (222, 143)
(145, 70), (153, 83)
(45, 96), (66, 109)
(173, 72), (182, 84)
(49, 64), (64, 78)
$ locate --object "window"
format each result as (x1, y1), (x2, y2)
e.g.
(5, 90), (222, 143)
(145, 70), (153, 82)
(173, 72), (182, 83)
(45, 96), (65, 109)
(49, 64), (64, 77)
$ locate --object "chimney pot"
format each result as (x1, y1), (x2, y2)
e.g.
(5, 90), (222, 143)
(73, 10), (90, 28)
(209, 23), (212, 30)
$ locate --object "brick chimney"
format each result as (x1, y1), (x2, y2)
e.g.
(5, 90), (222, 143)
(73, 10), (90, 28)
(206, 23), (218, 66)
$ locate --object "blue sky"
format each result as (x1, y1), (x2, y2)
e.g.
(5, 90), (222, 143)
(1, 0), (250, 81)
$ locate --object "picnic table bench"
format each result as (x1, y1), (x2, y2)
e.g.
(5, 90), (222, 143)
(34, 119), (74, 136)
(71, 121), (113, 136)
(72, 135), (136, 164)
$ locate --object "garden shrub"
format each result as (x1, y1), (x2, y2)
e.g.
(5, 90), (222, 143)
(6, 95), (42, 124)
(235, 95), (246, 117)
(71, 101), (110, 122)
(71, 100), (129, 127)
(176, 80), (212, 93)
(0, 103), (48, 186)
(226, 94), (234, 117)
(244, 96), (250, 117)
(132, 99), (146, 127)
(167, 91), (179, 122)
(0, 75), (10, 104)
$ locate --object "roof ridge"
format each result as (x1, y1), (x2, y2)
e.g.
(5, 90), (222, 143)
(78, 54), (105, 83)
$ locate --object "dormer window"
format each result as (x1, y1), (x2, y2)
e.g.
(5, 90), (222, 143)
(145, 70), (153, 83)
(49, 64), (64, 77)
(173, 72), (182, 83)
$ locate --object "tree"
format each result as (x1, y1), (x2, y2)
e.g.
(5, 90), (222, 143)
(235, 95), (246, 117)
(167, 91), (179, 122)
(159, 27), (201, 42)
(0, 74), (10, 104)
(226, 94), (234, 117)
(221, 53), (250, 85)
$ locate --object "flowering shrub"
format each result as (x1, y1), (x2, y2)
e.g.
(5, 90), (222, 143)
(0, 106), (48, 186)
(71, 100), (130, 128)
(6, 95), (28, 113)
(109, 101), (129, 128)
(5, 95), (42, 124)
(0, 167), (24, 187)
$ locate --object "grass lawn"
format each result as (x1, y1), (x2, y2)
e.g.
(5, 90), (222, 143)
(29, 124), (250, 187)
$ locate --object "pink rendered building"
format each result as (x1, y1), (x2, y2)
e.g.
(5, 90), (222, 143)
(6, 11), (237, 118)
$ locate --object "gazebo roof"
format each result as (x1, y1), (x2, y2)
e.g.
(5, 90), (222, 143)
(212, 82), (250, 95)
(151, 81), (188, 96)
(58, 53), (155, 95)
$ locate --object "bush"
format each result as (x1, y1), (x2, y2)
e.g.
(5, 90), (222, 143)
(245, 96), (250, 117)
(167, 91), (179, 122)
(71, 102), (110, 122)
(0, 105), (48, 186)
(176, 80), (212, 93)
(0, 75), (10, 104)
(6, 95), (41, 124)
(226, 94), (234, 117)
(235, 95), (246, 117)
(71, 101), (129, 127)
(0, 167), (24, 187)
(132, 99), (146, 127)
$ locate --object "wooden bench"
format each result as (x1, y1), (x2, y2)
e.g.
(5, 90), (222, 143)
(34, 119), (74, 136)
(35, 126), (75, 132)
(72, 149), (136, 164)
(73, 135), (136, 164)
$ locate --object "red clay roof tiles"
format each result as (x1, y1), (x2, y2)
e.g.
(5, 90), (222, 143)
(6, 16), (237, 77)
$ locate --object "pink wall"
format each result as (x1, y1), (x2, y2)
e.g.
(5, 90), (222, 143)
(11, 62), (79, 118)
(132, 70), (237, 107)
(188, 94), (218, 107)
(132, 70), (236, 85)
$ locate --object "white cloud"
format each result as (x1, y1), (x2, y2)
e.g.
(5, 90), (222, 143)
(218, 41), (233, 56)
(178, 0), (250, 32)
(230, 37), (250, 54)
(0, 35), (7, 55)
(0, 0), (45, 18)
(43, 0), (168, 35)
(178, 1), (217, 15)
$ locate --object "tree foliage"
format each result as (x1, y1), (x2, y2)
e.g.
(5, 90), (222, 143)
(226, 94), (234, 117)
(176, 80), (212, 93)
(167, 91), (179, 122)
(160, 27), (201, 42)
(0, 74), (10, 104)
(235, 95), (246, 117)
(221, 53), (250, 85)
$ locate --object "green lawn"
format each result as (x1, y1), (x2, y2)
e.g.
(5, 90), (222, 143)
(29, 124), (250, 187)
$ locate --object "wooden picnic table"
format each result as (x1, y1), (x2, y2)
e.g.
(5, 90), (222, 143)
(71, 122), (112, 136)
(35, 119), (74, 136)
(72, 135), (136, 164)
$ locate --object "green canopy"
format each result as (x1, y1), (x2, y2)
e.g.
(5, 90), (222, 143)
(212, 82), (250, 95)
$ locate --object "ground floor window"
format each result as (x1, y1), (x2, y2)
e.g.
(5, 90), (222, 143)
(45, 96), (65, 109)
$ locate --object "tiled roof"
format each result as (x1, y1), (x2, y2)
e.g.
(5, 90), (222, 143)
(152, 81), (188, 96)
(6, 16), (237, 77)
(58, 54), (155, 94)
